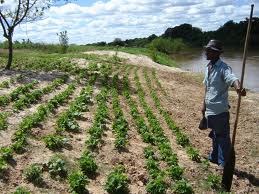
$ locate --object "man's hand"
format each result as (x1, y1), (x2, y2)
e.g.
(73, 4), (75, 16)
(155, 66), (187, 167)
(233, 80), (246, 96)
(236, 87), (246, 96)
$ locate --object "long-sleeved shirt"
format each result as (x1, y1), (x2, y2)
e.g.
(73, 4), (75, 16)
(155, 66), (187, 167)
(203, 59), (238, 116)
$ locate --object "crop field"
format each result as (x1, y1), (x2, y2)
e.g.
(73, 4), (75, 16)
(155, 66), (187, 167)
(0, 51), (258, 194)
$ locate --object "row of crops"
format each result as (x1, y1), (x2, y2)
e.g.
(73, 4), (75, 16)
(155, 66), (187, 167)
(0, 54), (222, 193)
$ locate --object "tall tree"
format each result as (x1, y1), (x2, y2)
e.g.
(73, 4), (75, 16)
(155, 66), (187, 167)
(0, 0), (70, 69)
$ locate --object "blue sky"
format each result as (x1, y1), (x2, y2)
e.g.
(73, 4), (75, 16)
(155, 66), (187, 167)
(1, 0), (258, 44)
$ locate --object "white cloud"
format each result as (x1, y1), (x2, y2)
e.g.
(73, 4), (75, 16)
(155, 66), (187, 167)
(0, 0), (257, 44)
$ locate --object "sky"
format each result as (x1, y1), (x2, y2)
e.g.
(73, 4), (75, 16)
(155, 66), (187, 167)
(1, 0), (259, 44)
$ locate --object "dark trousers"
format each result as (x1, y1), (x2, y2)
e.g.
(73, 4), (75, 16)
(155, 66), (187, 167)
(207, 112), (231, 166)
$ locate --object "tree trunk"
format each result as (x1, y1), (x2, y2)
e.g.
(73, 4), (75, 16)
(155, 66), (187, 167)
(5, 34), (13, 70)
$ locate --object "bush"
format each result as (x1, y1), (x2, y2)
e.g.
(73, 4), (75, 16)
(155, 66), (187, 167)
(149, 38), (186, 54)
(168, 165), (184, 180)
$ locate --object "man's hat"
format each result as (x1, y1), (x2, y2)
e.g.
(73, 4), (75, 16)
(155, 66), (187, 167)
(204, 40), (223, 53)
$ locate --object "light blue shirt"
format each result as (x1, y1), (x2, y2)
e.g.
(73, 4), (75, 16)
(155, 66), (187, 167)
(203, 59), (238, 116)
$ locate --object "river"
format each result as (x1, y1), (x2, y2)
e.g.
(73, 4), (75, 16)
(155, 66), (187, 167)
(172, 49), (259, 92)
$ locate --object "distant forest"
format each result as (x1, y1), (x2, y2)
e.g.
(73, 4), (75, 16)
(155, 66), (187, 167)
(101, 17), (259, 48)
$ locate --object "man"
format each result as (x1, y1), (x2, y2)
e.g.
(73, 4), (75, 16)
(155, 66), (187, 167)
(202, 40), (246, 168)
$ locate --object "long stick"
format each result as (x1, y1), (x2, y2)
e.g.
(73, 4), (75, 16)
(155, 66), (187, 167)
(232, 4), (254, 146)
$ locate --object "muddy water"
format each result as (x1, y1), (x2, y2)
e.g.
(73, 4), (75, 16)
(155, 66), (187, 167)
(172, 49), (259, 92)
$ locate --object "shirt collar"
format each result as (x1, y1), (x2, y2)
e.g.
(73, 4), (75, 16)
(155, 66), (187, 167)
(207, 58), (221, 67)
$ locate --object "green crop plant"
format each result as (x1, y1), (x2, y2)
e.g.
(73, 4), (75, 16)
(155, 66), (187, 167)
(0, 157), (8, 174)
(167, 165), (184, 180)
(104, 165), (129, 194)
(205, 174), (222, 190)
(172, 179), (193, 194)
(23, 164), (43, 185)
(176, 132), (190, 147)
(0, 147), (13, 161)
(47, 155), (67, 178)
(68, 171), (88, 194)
(13, 186), (30, 194)
(12, 186), (30, 194)
(186, 146), (201, 162)
(0, 113), (8, 130)
(0, 95), (10, 106)
(43, 134), (68, 150)
(144, 146), (155, 159)
(146, 175), (167, 194)
(79, 151), (98, 176)
(0, 80), (9, 89)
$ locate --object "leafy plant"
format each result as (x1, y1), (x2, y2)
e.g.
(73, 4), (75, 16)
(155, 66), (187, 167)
(176, 132), (190, 147)
(0, 80), (9, 88)
(68, 171), (88, 194)
(186, 146), (201, 162)
(105, 165), (129, 194)
(172, 179), (193, 194)
(79, 151), (98, 176)
(205, 174), (221, 190)
(47, 155), (67, 178)
(144, 146), (155, 159)
(0, 113), (8, 130)
(167, 165), (184, 180)
(0, 147), (13, 161)
(43, 134), (68, 150)
(146, 176), (167, 194)
(13, 186), (30, 194)
(0, 95), (10, 106)
(23, 164), (43, 184)
(0, 157), (8, 173)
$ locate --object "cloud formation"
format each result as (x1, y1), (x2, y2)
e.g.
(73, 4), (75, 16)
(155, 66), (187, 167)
(1, 0), (258, 44)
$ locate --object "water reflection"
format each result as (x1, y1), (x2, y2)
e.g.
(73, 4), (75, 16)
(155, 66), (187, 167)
(172, 49), (259, 92)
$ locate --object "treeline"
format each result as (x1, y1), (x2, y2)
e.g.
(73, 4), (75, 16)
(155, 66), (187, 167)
(98, 17), (259, 48)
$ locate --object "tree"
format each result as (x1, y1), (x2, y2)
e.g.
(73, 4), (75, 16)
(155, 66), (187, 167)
(0, 0), (71, 69)
(57, 30), (69, 53)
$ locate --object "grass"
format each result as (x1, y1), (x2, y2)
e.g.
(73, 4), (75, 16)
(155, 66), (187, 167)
(0, 45), (177, 69)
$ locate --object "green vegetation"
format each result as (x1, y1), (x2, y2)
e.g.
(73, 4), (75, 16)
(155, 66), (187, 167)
(23, 164), (43, 185)
(47, 155), (68, 178)
(68, 171), (88, 194)
(79, 151), (98, 176)
(105, 165), (129, 194)
(13, 187), (30, 194)
(43, 134), (68, 150)
(0, 113), (8, 130)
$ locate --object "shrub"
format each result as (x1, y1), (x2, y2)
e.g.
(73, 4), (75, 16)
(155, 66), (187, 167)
(149, 38), (186, 54)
